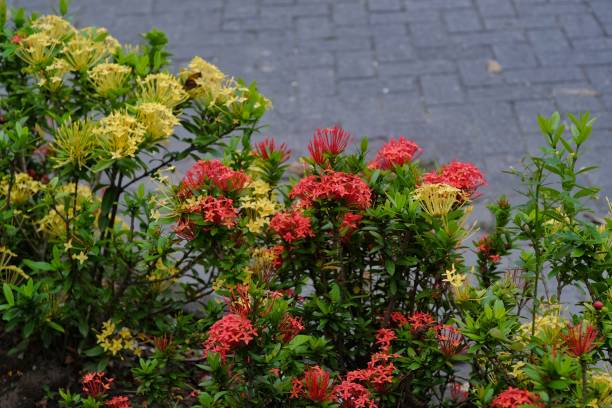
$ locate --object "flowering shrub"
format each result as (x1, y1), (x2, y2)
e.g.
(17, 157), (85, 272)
(0, 2), (611, 408)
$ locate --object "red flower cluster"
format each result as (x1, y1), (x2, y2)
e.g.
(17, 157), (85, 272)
(174, 218), (196, 240)
(333, 380), (378, 408)
(476, 234), (501, 263)
(347, 352), (396, 392)
(179, 160), (250, 197)
(203, 313), (258, 359)
(105, 396), (132, 408)
(253, 137), (291, 163)
(375, 328), (396, 353)
(290, 366), (333, 402)
(407, 311), (436, 335)
(153, 334), (173, 352)
(449, 382), (469, 403)
(561, 321), (601, 357)
(308, 126), (351, 165)
(270, 210), (314, 243)
(390, 311), (409, 327)
(369, 136), (422, 170)
(187, 196), (238, 227)
(81, 372), (113, 398)
(340, 212), (363, 238)
(227, 284), (251, 317)
(290, 171), (372, 210)
(269, 245), (285, 269)
(279, 314), (304, 342)
(491, 387), (544, 408)
(423, 161), (486, 195)
(435, 324), (467, 357)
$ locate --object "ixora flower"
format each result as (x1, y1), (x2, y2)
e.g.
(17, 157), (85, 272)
(94, 111), (146, 160)
(184, 195), (239, 228)
(290, 170), (372, 210)
(369, 136), (422, 170)
(178, 160), (250, 198)
(269, 210), (315, 243)
(203, 313), (258, 359)
(561, 321), (602, 358)
(278, 314), (304, 342)
(491, 387), (544, 408)
(138, 72), (189, 109)
(375, 328), (396, 353)
(290, 366), (334, 402)
(31, 15), (75, 38)
(308, 126), (351, 165)
(423, 161), (486, 196)
(407, 311), (436, 335)
(62, 32), (108, 72)
(435, 324), (468, 357)
(136, 102), (179, 142)
(105, 396), (132, 408)
(16, 32), (58, 67)
(340, 212), (363, 238)
(52, 119), (97, 170)
(413, 183), (464, 217)
(346, 352), (396, 392)
(253, 137), (291, 163)
(333, 380), (378, 408)
(81, 372), (114, 398)
(89, 63), (131, 96)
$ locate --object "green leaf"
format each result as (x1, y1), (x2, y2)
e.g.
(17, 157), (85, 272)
(23, 259), (54, 271)
(329, 283), (341, 304)
(3, 283), (14, 306)
(47, 320), (65, 333)
(385, 259), (395, 276)
(58, 0), (69, 16)
(83, 346), (104, 357)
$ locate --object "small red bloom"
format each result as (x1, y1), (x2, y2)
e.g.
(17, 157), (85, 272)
(279, 314), (305, 342)
(270, 210), (314, 243)
(422, 161), (486, 196)
(375, 328), (396, 353)
(491, 387), (544, 408)
(269, 367), (281, 377)
(407, 311), (436, 335)
(435, 324), (467, 357)
(179, 160), (250, 198)
(333, 380), (378, 408)
(186, 195), (238, 227)
(308, 126), (351, 165)
(489, 254), (501, 263)
(153, 334), (173, 352)
(269, 245), (285, 268)
(203, 313), (258, 359)
(10, 34), (22, 44)
(449, 382), (468, 403)
(390, 311), (409, 327)
(369, 136), (422, 170)
(81, 372), (113, 398)
(227, 284), (252, 318)
(174, 217), (196, 240)
(105, 396), (132, 408)
(340, 212), (363, 238)
(253, 137), (291, 163)
(291, 366), (333, 402)
(593, 300), (604, 311)
(290, 170), (372, 210)
(347, 352), (396, 392)
(560, 321), (602, 358)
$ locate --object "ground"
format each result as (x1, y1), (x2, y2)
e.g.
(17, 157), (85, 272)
(12, 0), (612, 206)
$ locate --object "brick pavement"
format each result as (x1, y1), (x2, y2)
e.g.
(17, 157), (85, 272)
(12, 0), (612, 209)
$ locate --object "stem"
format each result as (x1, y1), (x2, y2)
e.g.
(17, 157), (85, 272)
(531, 165), (544, 338)
(581, 359), (587, 406)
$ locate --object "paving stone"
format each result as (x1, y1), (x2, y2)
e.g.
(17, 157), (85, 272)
(333, 2), (368, 25)
(528, 29), (571, 51)
(337, 51), (377, 79)
(483, 16), (557, 30)
(378, 60), (455, 77)
(504, 67), (584, 85)
(368, 0), (402, 12)
(476, 0), (515, 18)
(493, 44), (538, 68)
(458, 59), (504, 86)
(444, 9), (482, 33)
(559, 14), (604, 39)
(421, 74), (464, 105)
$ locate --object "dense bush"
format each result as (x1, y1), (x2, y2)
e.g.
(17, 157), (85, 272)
(0, 2), (610, 408)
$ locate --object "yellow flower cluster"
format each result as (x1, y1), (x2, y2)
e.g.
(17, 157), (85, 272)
(52, 119), (97, 169)
(444, 264), (478, 302)
(94, 111), (146, 160)
(413, 183), (464, 217)
(245, 247), (279, 282)
(0, 172), (43, 205)
(62, 29), (109, 72)
(518, 305), (565, 344)
(179, 56), (244, 107)
(31, 15), (75, 38)
(96, 320), (141, 357)
(89, 63), (131, 96)
(240, 179), (279, 234)
(588, 372), (612, 408)
(0, 246), (29, 285)
(138, 73), (188, 109)
(136, 102), (179, 142)
(37, 183), (94, 237)
(16, 32), (58, 67)
(38, 58), (71, 90)
(146, 258), (178, 292)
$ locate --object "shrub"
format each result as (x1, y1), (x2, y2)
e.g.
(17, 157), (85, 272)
(0, 2), (610, 408)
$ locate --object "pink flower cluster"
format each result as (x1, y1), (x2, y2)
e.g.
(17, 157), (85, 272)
(179, 159), (250, 197)
(369, 137), (422, 170)
(254, 137), (291, 163)
(308, 126), (351, 165)
(423, 161), (486, 195)
(270, 210), (314, 243)
(203, 313), (258, 359)
(290, 170), (372, 210)
(491, 387), (544, 408)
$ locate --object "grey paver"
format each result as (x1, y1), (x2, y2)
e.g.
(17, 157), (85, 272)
(9, 0), (612, 202)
